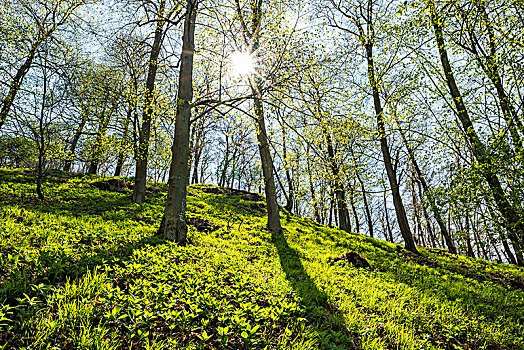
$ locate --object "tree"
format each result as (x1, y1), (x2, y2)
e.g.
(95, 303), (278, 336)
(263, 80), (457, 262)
(159, 0), (198, 244)
(132, 0), (185, 203)
(326, 0), (418, 253)
(235, 0), (282, 233)
(428, 0), (524, 265)
(0, 0), (85, 130)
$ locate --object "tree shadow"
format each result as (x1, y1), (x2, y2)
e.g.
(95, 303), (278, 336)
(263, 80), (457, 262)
(1, 231), (166, 304)
(346, 240), (524, 323)
(270, 231), (360, 349)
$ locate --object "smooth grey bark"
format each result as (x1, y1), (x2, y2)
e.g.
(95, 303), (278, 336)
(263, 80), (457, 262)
(36, 67), (48, 201)
(190, 118), (205, 184)
(360, 180), (373, 238)
(465, 208), (475, 258)
(418, 180), (436, 248)
(219, 134), (231, 187)
(133, 0), (167, 203)
(191, 140), (202, 184)
(429, 0), (524, 265)
(383, 188), (393, 243)
(159, 0), (197, 244)
(348, 181), (360, 234)
(486, 202), (518, 265)
(352, 150), (373, 237)
(411, 181), (424, 246)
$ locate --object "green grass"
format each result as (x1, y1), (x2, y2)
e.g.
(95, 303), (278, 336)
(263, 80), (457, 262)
(0, 168), (523, 349)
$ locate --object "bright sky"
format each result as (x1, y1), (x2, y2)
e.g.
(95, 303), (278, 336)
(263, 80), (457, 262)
(230, 50), (256, 77)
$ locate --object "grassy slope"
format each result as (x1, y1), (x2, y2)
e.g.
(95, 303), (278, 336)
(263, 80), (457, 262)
(0, 168), (523, 350)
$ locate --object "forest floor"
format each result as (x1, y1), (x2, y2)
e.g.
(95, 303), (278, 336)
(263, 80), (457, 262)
(1, 168), (524, 349)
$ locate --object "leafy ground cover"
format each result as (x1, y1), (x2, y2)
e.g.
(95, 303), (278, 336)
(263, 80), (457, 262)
(1, 168), (523, 349)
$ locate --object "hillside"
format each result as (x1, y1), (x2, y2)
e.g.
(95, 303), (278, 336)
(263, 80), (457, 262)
(1, 169), (524, 349)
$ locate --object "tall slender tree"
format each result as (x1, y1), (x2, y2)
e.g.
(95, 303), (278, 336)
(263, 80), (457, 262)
(159, 0), (198, 244)
(428, 0), (524, 265)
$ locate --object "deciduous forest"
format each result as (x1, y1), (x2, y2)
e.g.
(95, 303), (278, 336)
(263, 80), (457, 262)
(1, 0), (524, 348)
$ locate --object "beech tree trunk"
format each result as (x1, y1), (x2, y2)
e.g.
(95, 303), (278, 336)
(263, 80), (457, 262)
(133, 0), (167, 203)
(245, 0), (281, 233)
(282, 123), (294, 213)
(467, 2), (524, 146)
(306, 145), (321, 223)
(348, 181), (360, 234)
(353, 156), (373, 237)
(252, 91), (282, 232)
(159, 0), (197, 244)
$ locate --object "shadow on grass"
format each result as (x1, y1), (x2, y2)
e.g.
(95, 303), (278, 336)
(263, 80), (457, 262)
(343, 240), (524, 323)
(1, 234), (167, 304)
(271, 231), (359, 349)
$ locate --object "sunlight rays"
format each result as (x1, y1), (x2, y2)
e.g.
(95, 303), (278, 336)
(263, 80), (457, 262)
(229, 50), (256, 78)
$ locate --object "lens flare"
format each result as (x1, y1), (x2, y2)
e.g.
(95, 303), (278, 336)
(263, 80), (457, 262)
(230, 50), (256, 77)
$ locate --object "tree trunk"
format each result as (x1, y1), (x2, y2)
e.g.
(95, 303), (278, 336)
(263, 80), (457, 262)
(0, 39), (42, 130)
(465, 208), (475, 258)
(132, 0), (167, 204)
(233, 0), (282, 233)
(159, 0), (197, 244)
(114, 107), (132, 177)
(253, 92), (281, 232)
(306, 145), (321, 222)
(383, 190), (393, 243)
(36, 108), (45, 200)
(418, 180), (436, 247)
(365, 43), (417, 253)
(88, 100), (114, 175)
(429, 0), (524, 264)
(192, 146), (201, 184)
(282, 123), (294, 213)
(324, 129), (351, 233)
(191, 121), (205, 184)
(467, 3), (524, 145)
(355, 164), (373, 238)
(64, 108), (88, 172)
(396, 121), (457, 253)
(219, 135), (230, 187)
(486, 201), (518, 265)
(411, 180), (423, 246)
(348, 181), (360, 234)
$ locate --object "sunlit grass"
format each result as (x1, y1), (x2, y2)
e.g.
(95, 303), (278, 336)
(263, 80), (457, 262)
(0, 168), (523, 349)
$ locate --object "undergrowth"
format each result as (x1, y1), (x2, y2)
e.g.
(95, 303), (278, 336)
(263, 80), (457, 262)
(1, 168), (523, 349)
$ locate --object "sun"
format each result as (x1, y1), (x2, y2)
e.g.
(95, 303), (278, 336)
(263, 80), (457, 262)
(230, 50), (256, 77)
